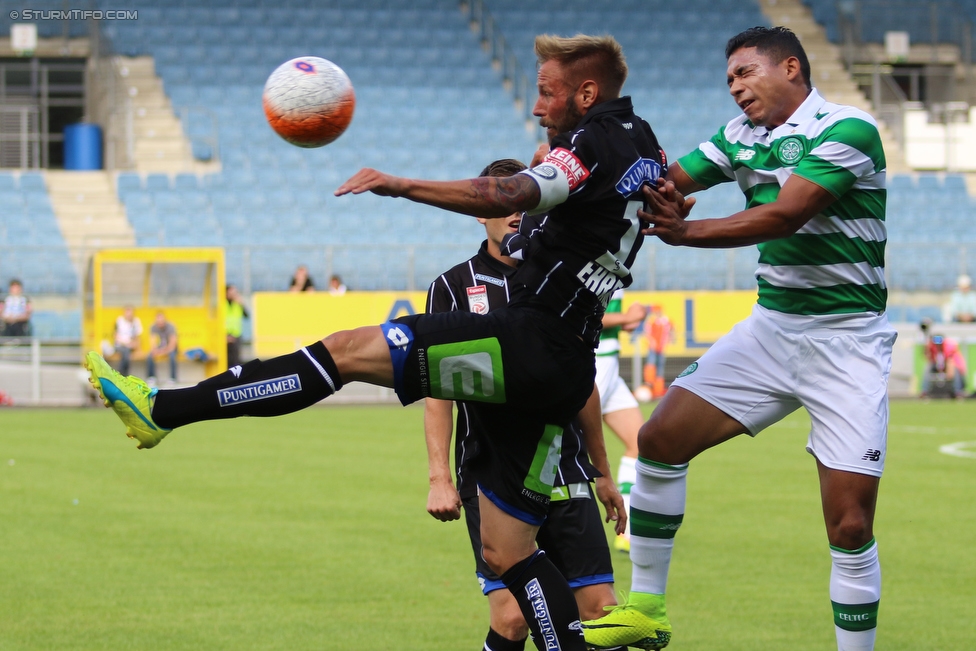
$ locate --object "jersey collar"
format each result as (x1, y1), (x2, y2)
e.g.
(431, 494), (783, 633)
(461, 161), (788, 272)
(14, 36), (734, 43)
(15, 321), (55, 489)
(754, 88), (826, 138)
(574, 96), (634, 130)
(477, 240), (518, 277)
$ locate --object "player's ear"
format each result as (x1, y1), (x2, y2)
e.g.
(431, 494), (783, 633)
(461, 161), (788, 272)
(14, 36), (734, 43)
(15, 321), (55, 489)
(577, 79), (598, 110)
(783, 56), (801, 82)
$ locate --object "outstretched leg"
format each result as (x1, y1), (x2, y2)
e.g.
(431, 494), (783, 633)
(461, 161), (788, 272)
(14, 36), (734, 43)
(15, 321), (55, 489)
(86, 326), (392, 448)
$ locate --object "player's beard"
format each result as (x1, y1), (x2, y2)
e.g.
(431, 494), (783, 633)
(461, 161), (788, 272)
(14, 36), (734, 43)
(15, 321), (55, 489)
(562, 100), (585, 133)
(543, 100), (586, 141)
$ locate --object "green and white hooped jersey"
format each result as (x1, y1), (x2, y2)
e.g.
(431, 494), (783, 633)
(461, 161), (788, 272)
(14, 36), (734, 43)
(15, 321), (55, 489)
(679, 89), (887, 317)
(596, 288), (624, 356)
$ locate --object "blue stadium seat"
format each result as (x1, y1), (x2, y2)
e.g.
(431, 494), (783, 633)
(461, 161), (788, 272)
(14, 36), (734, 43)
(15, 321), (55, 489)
(19, 173), (45, 192)
(146, 174), (170, 191)
(173, 174), (199, 191)
(116, 173), (142, 194)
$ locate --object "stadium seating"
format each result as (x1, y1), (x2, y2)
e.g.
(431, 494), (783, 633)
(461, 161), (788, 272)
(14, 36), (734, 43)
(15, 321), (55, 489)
(93, 0), (532, 291)
(3, 0), (974, 319)
(0, 172), (79, 295)
(801, 0), (974, 53)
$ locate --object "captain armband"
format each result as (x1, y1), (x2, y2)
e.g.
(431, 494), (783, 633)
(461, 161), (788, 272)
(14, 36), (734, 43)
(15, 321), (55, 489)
(518, 147), (591, 215)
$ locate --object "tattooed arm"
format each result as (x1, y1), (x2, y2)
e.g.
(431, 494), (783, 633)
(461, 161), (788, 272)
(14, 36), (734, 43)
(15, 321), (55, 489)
(334, 168), (542, 218)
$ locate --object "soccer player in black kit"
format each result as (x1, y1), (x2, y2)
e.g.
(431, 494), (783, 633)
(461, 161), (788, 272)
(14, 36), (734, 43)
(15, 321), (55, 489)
(425, 158), (624, 651)
(86, 34), (666, 651)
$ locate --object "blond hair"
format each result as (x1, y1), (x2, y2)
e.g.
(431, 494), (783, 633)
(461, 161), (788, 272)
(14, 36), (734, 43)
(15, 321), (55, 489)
(534, 34), (628, 98)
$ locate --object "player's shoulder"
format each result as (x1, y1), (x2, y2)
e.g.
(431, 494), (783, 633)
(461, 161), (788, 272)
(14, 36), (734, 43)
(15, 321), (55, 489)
(434, 256), (477, 288)
(816, 100), (878, 129)
(718, 114), (754, 144)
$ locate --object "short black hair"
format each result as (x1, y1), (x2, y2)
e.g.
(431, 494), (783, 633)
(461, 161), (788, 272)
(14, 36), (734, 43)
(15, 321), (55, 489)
(479, 158), (527, 178)
(726, 26), (811, 89)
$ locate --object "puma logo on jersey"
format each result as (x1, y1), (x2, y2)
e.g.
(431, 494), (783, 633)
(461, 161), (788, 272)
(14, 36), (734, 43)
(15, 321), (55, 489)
(615, 157), (662, 197)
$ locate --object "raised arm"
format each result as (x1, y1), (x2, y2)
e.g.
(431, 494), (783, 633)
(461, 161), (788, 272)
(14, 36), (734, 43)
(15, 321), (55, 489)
(335, 169), (541, 219)
(642, 173), (837, 248)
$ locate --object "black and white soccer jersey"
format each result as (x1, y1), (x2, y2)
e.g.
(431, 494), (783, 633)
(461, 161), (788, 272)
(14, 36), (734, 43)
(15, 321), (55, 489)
(426, 240), (600, 500)
(511, 97), (667, 347)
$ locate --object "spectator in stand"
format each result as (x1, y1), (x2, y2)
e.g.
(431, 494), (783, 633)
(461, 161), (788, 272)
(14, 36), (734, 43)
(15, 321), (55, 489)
(289, 265), (315, 292)
(945, 274), (976, 322)
(146, 311), (179, 386)
(113, 306), (143, 376)
(328, 274), (347, 295)
(226, 284), (249, 370)
(1, 279), (32, 337)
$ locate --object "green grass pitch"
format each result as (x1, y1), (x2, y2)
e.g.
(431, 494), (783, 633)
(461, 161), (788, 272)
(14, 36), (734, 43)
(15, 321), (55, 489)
(1, 400), (973, 650)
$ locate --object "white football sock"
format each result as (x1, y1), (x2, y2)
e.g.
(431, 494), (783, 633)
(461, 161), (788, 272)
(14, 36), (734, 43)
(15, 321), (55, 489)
(617, 456), (637, 537)
(629, 458), (687, 595)
(830, 538), (880, 651)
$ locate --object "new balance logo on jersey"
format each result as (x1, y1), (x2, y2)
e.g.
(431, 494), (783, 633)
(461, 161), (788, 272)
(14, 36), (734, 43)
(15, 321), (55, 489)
(862, 449), (882, 462)
(734, 148), (756, 161)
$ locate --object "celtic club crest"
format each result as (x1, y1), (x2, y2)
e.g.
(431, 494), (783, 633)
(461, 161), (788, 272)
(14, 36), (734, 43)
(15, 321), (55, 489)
(776, 137), (804, 165)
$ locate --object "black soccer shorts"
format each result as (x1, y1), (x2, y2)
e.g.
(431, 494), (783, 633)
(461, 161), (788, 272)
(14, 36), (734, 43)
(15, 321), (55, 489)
(463, 488), (615, 595)
(384, 306), (595, 521)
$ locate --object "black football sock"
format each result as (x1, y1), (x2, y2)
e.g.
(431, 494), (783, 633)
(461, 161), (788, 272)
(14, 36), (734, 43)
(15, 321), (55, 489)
(501, 550), (586, 651)
(485, 627), (526, 651)
(151, 342), (342, 429)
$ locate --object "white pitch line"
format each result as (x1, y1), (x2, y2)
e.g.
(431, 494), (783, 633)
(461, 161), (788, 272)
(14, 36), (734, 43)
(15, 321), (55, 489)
(938, 441), (976, 459)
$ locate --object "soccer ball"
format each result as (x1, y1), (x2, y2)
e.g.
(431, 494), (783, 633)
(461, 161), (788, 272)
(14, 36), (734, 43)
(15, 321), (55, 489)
(633, 384), (653, 403)
(262, 56), (355, 148)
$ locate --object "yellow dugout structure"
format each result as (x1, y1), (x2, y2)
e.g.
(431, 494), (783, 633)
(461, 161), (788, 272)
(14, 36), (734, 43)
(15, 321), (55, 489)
(83, 248), (227, 379)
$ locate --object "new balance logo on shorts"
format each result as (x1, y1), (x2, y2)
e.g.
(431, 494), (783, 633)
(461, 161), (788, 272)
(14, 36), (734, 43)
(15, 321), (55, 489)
(861, 449), (882, 462)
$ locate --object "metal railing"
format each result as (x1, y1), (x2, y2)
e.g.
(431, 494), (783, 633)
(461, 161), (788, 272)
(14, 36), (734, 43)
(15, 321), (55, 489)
(0, 337), (88, 406)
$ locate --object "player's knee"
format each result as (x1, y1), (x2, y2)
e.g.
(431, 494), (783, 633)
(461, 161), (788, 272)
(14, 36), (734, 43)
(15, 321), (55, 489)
(491, 602), (529, 641)
(574, 584), (616, 620)
(481, 545), (514, 577)
(637, 417), (677, 463)
(829, 514), (873, 550)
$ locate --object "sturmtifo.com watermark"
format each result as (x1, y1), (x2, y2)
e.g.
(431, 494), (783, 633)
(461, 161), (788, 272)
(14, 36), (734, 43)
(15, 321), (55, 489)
(9, 9), (138, 20)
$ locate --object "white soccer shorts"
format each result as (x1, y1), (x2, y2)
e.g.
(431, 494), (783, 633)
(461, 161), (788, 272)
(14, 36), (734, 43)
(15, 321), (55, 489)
(595, 353), (640, 415)
(671, 305), (897, 477)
